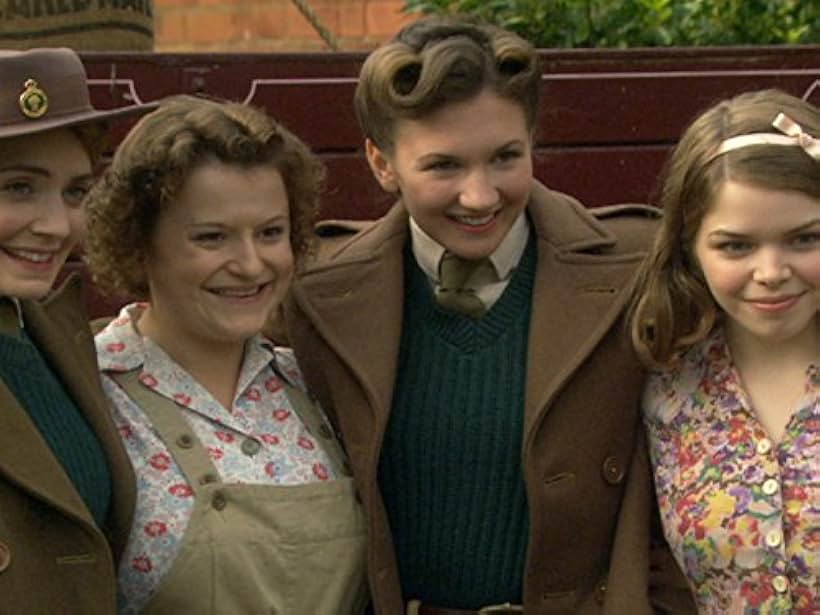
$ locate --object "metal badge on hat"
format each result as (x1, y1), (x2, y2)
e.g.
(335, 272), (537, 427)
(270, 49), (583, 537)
(18, 79), (48, 119)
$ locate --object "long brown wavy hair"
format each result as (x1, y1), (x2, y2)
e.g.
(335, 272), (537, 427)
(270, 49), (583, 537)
(628, 89), (819, 368)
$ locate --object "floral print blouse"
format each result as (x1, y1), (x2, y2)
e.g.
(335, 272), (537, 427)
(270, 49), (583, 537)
(643, 326), (818, 614)
(96, 304), (341, 613)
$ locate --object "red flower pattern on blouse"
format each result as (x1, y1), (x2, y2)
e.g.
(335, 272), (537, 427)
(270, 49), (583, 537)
(144, 521), (167, 537)
(132, 555), (152, 573)
(149, 453), (172, 471)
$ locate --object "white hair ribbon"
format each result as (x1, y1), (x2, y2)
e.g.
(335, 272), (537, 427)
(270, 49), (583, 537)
(710, 112), (819, 162)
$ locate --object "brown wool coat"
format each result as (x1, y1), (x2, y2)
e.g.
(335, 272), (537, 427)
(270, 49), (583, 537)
(286, 182), (696, 614)
(0, 276), (135, 615)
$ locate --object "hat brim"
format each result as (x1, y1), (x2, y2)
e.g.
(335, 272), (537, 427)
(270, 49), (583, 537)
(0, 100), (158, 140)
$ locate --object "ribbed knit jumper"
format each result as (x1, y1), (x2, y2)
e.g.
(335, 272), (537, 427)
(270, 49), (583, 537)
(378, 234), (536, 609)
(0, 304), (111, 526)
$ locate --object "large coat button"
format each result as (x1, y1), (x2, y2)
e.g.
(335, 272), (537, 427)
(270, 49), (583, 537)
(601, 456), (625, 485)
(0, 541), (11, 572)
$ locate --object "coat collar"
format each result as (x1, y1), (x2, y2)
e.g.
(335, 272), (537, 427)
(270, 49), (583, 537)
(293, 204), (408, 426)
(292, 182), (647, 436)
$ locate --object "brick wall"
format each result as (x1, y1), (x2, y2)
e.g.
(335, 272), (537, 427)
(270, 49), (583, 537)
(154, 0), (417, 51)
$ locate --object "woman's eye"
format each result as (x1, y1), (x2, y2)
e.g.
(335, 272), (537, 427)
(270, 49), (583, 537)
(495, 150), (522, 163)
(64, 184), (90, 206)
(260, 225), (285, 240)
(791, 232), (820, 249)
(716, 240), (752, 255)
(192, 232), (224, 244)
(2, 180), (34, 198)
(425, 159), (458, 172)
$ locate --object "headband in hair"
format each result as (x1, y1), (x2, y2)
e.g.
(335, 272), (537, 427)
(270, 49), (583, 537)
(709, 112), (819, 162)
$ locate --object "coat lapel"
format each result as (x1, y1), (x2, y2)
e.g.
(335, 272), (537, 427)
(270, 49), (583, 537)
(523, 185), (646, 437)
(27, 279), (113, 467)
(0, 276), (131, 532)
(293, 206), (409, 427)
(0, 328), (94, 526)
(34, 276), (137, 557)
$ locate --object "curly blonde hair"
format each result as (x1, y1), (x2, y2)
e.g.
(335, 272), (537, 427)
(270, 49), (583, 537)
(355, 15), (542, 153)
(85, 95), (325, 299)
(628, 89), (819, 368)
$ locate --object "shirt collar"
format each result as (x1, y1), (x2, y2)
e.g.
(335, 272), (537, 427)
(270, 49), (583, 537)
(410, 211), (530, 283)
(95, 303), (150, 371)
(96, 301), (279, 382)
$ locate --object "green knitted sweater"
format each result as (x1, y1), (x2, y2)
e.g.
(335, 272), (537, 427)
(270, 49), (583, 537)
(378, 235), (536, 608)
(0, 305), (111, 526)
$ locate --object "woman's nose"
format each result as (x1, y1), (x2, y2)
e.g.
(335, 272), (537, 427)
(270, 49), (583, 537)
(30, 193), (72, 239)
(752, 247), (791, 286)
(229, 239), (267, 276)
(459, 169), (499, 210)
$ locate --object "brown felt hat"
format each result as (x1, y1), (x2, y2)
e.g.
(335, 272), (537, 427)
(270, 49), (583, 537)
(0, 47), (155, 139)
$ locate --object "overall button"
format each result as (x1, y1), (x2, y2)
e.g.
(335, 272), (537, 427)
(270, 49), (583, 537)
(212, 492), (227, 510)
(601, 456), (625, 485)
(756, 438), (773, 455)
(241, 438), (261, 456)
(771, 575), (789, 593)
(0, 541), (11, 572)
(765, 530), (783, 548)
(176, 434), (194, 449)
(762, 478), (779, 496)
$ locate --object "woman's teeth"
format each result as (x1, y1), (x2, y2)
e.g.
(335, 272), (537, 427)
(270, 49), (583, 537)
(6, 248), (52, 263)
(214, 286), (262, 297)
(454, 213), (494, 226)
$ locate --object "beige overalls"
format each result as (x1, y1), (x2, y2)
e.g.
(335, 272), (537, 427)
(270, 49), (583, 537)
(115, 371), (369, 615)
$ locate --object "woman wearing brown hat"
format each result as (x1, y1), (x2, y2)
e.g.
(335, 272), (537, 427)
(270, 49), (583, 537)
(0, 47), (153, 613)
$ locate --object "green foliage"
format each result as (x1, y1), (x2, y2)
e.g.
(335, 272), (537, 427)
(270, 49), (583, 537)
(402, 0), (818, 47)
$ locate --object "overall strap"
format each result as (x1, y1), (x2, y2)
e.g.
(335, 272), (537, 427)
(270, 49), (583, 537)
(110, 370), (221, 495)
(281, 381), (350, 475)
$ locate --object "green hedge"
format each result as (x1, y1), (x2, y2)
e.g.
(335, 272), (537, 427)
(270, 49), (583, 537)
(402, 0), (818, 47)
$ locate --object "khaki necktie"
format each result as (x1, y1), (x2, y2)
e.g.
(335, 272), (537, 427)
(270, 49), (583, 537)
(435, 252), (494, 318)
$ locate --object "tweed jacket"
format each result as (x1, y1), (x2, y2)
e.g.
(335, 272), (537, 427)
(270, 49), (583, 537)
(0, 275), (135, 615)
(286, 182), (693, 614)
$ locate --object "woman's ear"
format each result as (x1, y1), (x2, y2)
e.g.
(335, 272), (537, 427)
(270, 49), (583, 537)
(365, 138), (399, 193)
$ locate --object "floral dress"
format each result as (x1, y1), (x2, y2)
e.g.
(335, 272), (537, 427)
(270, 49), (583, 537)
(95, 304), (342, 613)
(643, 326), (818, 614)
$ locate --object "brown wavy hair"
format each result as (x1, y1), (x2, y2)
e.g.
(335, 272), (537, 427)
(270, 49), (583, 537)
(71, 123), (109, 168)
(355, 15), (542, 152)
(85, 95), (325, 299)
(628, 89), (819, 368)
